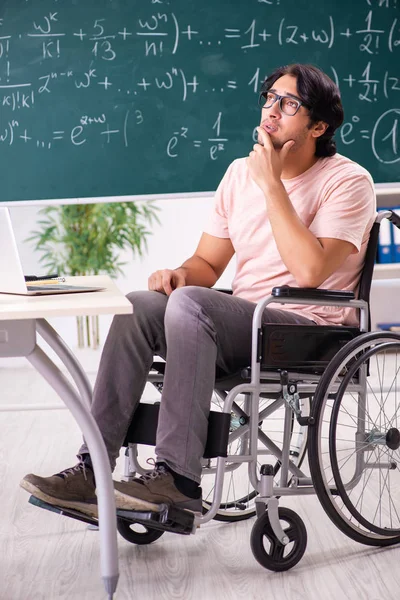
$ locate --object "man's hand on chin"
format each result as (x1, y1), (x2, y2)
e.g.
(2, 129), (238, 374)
(247, 127), (294, 192)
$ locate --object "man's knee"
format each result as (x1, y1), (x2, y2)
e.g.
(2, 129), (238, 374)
(166, 286), (201, 310)
(109, 290), (167, 335)
(126, 289), (163, 308)
(126, 290), (167, 318)
(165, 286), (216, 326)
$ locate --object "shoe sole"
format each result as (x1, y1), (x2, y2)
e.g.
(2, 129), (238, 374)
(20, 479), (98, 519)
(114, 488), (161, 513)
(114, 488), (202, 515)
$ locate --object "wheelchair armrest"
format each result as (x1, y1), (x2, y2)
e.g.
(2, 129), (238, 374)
(271, 285), (355, 302)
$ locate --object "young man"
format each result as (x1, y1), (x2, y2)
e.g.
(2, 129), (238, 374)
(20, 64), (376, 517)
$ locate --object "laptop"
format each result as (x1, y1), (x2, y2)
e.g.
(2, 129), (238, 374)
(0, 208), (105, 296)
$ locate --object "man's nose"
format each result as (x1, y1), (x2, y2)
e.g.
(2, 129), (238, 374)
(267, 99), (281, 119)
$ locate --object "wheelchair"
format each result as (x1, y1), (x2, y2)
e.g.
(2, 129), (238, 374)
(31, 210), (400, 572)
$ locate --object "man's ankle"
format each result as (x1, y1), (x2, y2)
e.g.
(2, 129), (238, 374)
(156, 461), (201, 499)
(79, 454), (97, 487)
(80, 453), (94, 472)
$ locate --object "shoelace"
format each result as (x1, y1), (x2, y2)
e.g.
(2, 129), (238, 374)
(56, 463), (89, 481)
(139, 458), (169, 482)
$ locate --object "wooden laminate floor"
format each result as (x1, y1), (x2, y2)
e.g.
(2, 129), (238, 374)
(0, 367), (399, 600)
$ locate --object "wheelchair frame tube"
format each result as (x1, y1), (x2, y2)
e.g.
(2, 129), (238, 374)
(279, 402), (294, 487)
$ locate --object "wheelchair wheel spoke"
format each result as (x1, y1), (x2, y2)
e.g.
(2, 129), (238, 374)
(349, 447), (381, 518)
(371, 448), (387, 528)
(322, 446), (357, 454)
(353, 448), (375, 516)
(380, 367), (400, 426)
(324, 420), (358, 429)
(283, 524), (297, 541)
(270, 540), (285, 561)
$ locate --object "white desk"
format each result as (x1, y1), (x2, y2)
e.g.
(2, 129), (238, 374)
(373, 263), (400, 280)
(0, 275), (133, 599)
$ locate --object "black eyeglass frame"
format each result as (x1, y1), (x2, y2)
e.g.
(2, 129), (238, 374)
(258, 90), (306, 116)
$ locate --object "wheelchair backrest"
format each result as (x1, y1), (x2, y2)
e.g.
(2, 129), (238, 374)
(359, 211), (400, 331)
(358, 221), (379, 310)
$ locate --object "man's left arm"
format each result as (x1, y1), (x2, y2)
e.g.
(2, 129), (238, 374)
(247, 129), (374, 288)
(258, 180), (357, 288)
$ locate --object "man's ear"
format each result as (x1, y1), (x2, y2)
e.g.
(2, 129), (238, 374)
(311, 121), (328, 139)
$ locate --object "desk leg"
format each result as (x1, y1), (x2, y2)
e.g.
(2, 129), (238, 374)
(27, 344), (119, 599)
(36, 318), (92, 410)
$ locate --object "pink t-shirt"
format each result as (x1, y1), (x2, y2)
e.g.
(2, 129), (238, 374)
(204, 154), (376, 326)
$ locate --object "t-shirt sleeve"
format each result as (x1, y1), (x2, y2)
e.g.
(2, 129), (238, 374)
(309, 172), (376, 252)
(203, 162), (235, 239)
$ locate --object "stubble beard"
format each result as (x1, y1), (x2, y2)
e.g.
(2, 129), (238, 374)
(272, 127), (309, 152)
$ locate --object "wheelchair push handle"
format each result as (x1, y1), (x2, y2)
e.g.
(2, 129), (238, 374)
(388, 210), (400, 229)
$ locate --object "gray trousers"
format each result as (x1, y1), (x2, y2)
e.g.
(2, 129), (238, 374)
(79, 286), (315, 483)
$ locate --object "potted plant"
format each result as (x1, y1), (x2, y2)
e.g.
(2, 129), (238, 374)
(28, 201), (159, 349)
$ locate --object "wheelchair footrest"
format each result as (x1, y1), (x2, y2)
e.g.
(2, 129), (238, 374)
(28, 495), (195, 535)
(28, 495), (98, 526)
(117, 503), (195, 535)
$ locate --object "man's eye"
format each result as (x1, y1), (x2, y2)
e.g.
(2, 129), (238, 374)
(286, 100), (298, 108)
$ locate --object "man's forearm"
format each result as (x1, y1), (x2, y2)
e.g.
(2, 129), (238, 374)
(263, 181), (325, 286)
(176, 255), (219, 288)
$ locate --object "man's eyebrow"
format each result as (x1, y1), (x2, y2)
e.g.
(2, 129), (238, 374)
(269, 88), (302, 102)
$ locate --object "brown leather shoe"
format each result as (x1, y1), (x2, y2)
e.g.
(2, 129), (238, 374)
(20, 463), (97, 518)
(114, 464), (202, 513)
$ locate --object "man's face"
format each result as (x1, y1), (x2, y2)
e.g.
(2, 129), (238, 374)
(259, 74), (314, 152)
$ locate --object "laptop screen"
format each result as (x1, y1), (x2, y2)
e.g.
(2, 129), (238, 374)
(0, 208), (29, 294)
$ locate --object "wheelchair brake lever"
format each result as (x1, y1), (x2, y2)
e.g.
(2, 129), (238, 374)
(280, 370), (315, 426)
(297, 415), (315, 426)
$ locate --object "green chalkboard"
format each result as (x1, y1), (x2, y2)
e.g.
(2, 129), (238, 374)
(0, 0), (399, 203)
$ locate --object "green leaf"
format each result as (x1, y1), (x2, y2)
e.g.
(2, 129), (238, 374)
(25, 201), (159, 277)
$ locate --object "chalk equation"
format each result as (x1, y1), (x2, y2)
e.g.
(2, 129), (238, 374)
(2, 105), (398, 167)
(340, 109), (400, 164)
(0, 109), (142, 149)
(166, 113), (228, 161)
(0, 7), (398, 61)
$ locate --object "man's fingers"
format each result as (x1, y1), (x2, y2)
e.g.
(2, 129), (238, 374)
(148, 270), (169, 294)
(162, 272), (173, 295)
(148, 269), (186, 295)
(257, 127), (271, 148)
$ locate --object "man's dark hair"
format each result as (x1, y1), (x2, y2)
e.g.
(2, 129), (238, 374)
(261, 64), (344, 157)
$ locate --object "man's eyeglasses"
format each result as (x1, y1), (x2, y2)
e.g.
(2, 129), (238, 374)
(258, 91), (304, 116)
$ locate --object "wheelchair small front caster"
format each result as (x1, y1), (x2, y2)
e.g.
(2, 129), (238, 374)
(117, 518), (165, 545)
(250, 507), (307, 571)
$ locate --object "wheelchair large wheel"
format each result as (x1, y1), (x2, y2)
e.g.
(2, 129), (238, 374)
(200, 391), (310, 522)
(309, 331), (400, 546)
